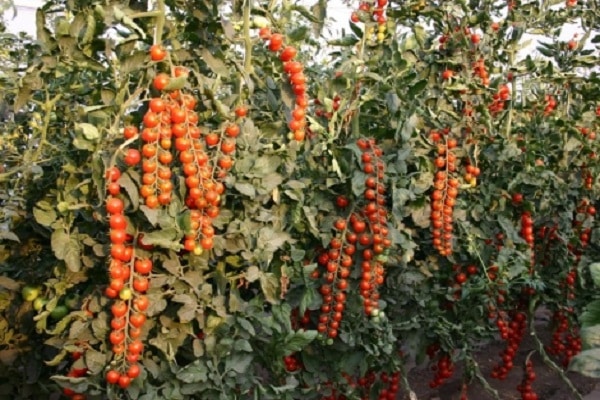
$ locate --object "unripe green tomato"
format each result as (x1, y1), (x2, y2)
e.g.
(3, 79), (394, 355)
(57, 202), (69, 214)
(33, 297), (48, 311)
(252, 16), (269, 29)
(64, 293), (81, 310)
(206, 315), (223, 332)
(21, 285), (41, 302)
(50, 304), (69, 320)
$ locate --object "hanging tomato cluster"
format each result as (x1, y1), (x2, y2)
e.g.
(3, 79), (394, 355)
(517, 359), (538, 400)
(519, 210), (535, 270)
(543, 198), (592, 366)
(104, 166), (148, 390)
(316, 217), (352, 340)
(429, 353), (455, 388)
(547, 309), (582, 368)
(256, 26), (308, 141)
(102, 43), (245, 390)
(314, 138), (390, 339)
(320, 369), (400, 400)
(356, 138), (391, 315)
(350, 1), (389, 43)
(430, 129), (459, 256)
(472, 57), (490, 86)
(488, 84), (510, 115)
(425, 344), (458, 390)
(490, 311), (527, 380)
(544, 94), (557, 115)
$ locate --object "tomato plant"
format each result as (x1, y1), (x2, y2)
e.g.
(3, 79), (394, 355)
(1, 0), (600, 399)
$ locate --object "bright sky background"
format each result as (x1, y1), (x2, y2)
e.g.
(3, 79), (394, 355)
(3, 1), (586, 58)
(4, 0), (353, 37)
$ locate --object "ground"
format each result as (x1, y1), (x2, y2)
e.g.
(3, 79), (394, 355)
(402, 320), (598, 400)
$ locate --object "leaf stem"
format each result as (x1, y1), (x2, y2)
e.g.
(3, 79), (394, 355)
(154, 0), (166, 45)
(465, 353), (501, 400)
(243, 0), (253, 75)
(33, 91), (62, 164)
(527, 297), (583, 400)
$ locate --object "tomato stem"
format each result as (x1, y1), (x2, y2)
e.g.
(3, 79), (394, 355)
(154, 0), (166, 46)
(243, 0), (253, 76)
(527, 296), (583, 400)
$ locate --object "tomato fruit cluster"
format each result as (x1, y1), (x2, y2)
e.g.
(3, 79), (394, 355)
(350, 1), (389, 43)
(517, 360), (538, 400)
(321, 369), (400, 400)
(104, 168), (149, 389)
(257, 27), (308, 141)
(544, 94), (557, 115)
(488, 84), (510, 115)
(356, 138), (391, 315)
(429, 354), (454, 388)
(491, 311), (527, 380)
(547, 309), (582, 367)
(430, 129), (458, 256)
(472, 57), (490, 86)
(314, 138), (391, 338)
(283, 354), (302, 372)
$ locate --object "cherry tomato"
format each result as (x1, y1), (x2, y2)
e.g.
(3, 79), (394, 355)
(149, 44), (167, 61)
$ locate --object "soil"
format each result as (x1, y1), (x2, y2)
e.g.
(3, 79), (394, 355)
(401, 323), (599, 400)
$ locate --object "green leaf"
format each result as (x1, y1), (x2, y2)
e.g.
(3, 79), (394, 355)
(287, 25), (310, 42)
(590, 263), (600, 287)
(75, 123), (100, 141)
(498, 215), (522, 245)
(234, 339), (253, 352)
(245, 266), (260, 283)
(51, 375), (89, 392)
(412, 25), (426, 48)
(581, 300), (600, 328)
(299, 286), (318, 315)
(51, 229), (81, 272)
(290, 5), (319, 23)
(581, 326), (600, 349)
(44, 348), (69, 366)
(283, 330), (318, 354)
(536, 44), (554, 58)
(33, 201), (57, 227)
(72, 136), (95, 151)
(0, 230), (19, 242)
(225, 353), (253, 374)
(234, 182), (256, 197)
(119, 172), (140, 211)
(408, 80), (427, 97)
(328, 35), (359, 47)
(569, 348), (600, 378)
(201, 49), (228, 75)
(260, 273), (279, 304)
(84, 349), (107, 375)
(176, 360), (208, 384)
(140, 205), (159, 226)
(310, 0), (327, 37)
(141, 228), (182, 251)
(236, 317), (256, 336)
(0, 277), (19, 291)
